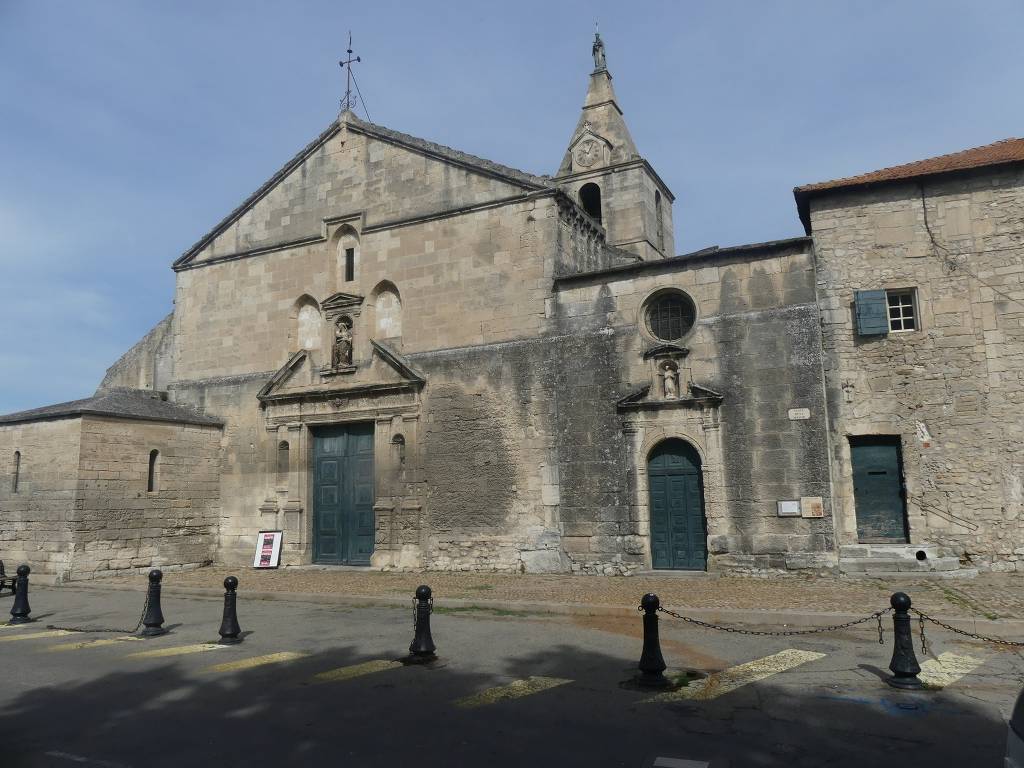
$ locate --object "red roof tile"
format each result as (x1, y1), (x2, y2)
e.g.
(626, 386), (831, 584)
(795, 137), (1024, 194)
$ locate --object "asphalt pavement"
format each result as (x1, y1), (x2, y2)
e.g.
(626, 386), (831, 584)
(1, 583), (1021, 767)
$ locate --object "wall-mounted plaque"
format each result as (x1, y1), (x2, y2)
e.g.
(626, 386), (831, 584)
(777, 500), (801, 517)
(253, 530), (283, 568)
(801, 497), (825, 518)
(788, 408), (811, 421)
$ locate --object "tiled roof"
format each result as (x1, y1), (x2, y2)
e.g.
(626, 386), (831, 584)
(795, 137), (1024, 195)
(0, 388), (223, 427)
(793, 137), (1024, 233)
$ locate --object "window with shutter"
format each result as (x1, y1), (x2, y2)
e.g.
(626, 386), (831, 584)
(855, 290), (890, 336)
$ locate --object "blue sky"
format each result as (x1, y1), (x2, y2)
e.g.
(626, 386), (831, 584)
(2, 1), (1022, 413)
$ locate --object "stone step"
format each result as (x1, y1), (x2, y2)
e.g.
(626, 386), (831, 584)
(840, 556), (962, 574)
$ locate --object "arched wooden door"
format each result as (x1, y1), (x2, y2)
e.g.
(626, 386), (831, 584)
(648, 439), (707, 570)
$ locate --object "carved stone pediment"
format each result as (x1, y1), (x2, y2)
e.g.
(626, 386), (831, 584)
(257, 341), (426, 405)
(321, 292), (364, 321)
(616, 381), (723, 412)
(642, 343), (689, 361)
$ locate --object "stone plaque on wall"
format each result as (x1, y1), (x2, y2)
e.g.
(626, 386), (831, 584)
(788, 408), (811, 421)
(800, 497), (824, 518)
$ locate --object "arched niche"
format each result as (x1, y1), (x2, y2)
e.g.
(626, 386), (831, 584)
(370, 281), (402, 340)
(291, 295), (323, 351)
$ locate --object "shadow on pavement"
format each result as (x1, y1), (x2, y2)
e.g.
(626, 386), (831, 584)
(0, 641), (1010, 768)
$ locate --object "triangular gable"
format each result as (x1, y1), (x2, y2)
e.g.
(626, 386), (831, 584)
(257, 342), (425, 403)
(175, 112), (553, 270)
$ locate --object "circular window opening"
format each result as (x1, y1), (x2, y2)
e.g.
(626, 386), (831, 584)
(646, 291), (697, 342)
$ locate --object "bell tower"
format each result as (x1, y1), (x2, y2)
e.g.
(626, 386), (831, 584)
(554, 33), (674, 260)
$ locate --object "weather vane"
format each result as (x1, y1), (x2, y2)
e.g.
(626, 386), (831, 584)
(338, 31), (366, 118)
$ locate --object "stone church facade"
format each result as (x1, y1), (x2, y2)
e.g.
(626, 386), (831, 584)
(3, 36), (1023, 580)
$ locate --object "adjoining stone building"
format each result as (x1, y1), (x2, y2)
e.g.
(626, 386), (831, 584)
(2, 35), (1022, 580)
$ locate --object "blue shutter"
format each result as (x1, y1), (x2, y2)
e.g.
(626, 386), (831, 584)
(855, 290), (889, 336)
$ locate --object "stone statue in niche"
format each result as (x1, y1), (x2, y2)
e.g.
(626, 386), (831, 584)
(331, 317), (353, 368)
(662, 362), (679, 400)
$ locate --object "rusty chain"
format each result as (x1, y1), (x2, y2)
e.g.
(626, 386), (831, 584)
(46, 590), (150, 635)
(911, 608), (1024, 648)
(655, 605), (892, 643)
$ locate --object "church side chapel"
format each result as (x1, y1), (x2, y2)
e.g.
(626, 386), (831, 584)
(3, 34), (1022, 581)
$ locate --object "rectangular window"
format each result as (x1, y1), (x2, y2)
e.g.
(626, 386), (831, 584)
(344, 248), (355, 282)
(886, 290), (917, 332)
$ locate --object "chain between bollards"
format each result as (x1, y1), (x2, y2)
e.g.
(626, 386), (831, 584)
(218, 576), (242, 644)
(9, 565), (32, 624)
(408, 584), (436, 662)
(140, 569), (167, 637)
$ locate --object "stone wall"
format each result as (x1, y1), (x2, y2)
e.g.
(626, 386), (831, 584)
(72, 415), (222, 578)
(552, 241), (835, 573)
(98, 313), (174, 393)
(0, 415), (222, 581)
(0, 418), (81, 576)
(810, 165), (1024, 570)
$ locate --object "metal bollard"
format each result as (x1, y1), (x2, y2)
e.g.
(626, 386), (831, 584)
(9, 565), (33, 624)
(637, 592), (671, 688)
(140, 569), (167, 637)
(218, 576), (242, 644)
(408, 584), (436, 661)
(887, 592), (923, 689)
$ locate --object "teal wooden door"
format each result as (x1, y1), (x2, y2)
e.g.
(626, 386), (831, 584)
(313, 423), (375, 565)
(648, 440), (706, 570)
(850, 438), (908, 543)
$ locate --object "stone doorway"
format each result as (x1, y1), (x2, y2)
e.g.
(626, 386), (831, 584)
(648, 439), (707, 570)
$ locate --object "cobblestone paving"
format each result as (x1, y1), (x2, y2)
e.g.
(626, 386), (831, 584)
(108, 567), (1024, 621)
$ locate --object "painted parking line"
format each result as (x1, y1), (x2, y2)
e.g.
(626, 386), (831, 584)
(312, 659), (402, 683)
(205, 651), (309, 674)
(649, 649), (827, 702)
(44, 636), (143, 652)
(0, 623), (29, 630)
(454, 676), (572, 709)
(918, 652), (985, 689)
(127, 642), (230, 659)
(0, 630), (74, 643)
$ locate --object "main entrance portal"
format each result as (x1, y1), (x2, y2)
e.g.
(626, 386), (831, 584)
(648, 439), (707, 570)
(312, 423), (375, 565)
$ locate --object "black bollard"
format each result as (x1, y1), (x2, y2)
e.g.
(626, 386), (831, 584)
(140, 569), (167, 637)
(218, 576), (242, 644)
(887, 592), (923, 689)
(637, 593), (671, 688)
(408, 584), (436, 661)
(9, 565), (33, 624)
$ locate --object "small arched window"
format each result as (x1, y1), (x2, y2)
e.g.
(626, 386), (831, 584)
(655, 190), (664, 253)
(371, 281), (403, 340)
(11, 451), (20, 493)
(580, 183), (602, 223)
(147, 450), (159, 493)
(277, 441), (290, 484)
(293, 296), (322, 351)
(336, 225), (359, 283)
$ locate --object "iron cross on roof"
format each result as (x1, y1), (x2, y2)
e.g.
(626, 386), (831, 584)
(338, 31), (365, 117)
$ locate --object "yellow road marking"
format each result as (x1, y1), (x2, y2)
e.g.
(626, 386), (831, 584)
(649, 649), (827, 702)
(312, 659), (402, 683)
(205, 651), (309, 674)
(0, 623), (28, 630)
(0, 630), (74, 643)
(918, 652), (984, 689)
(454, 676), (572, 709)
(127, 642), (229, 659)
(44, 636), (143, 652)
